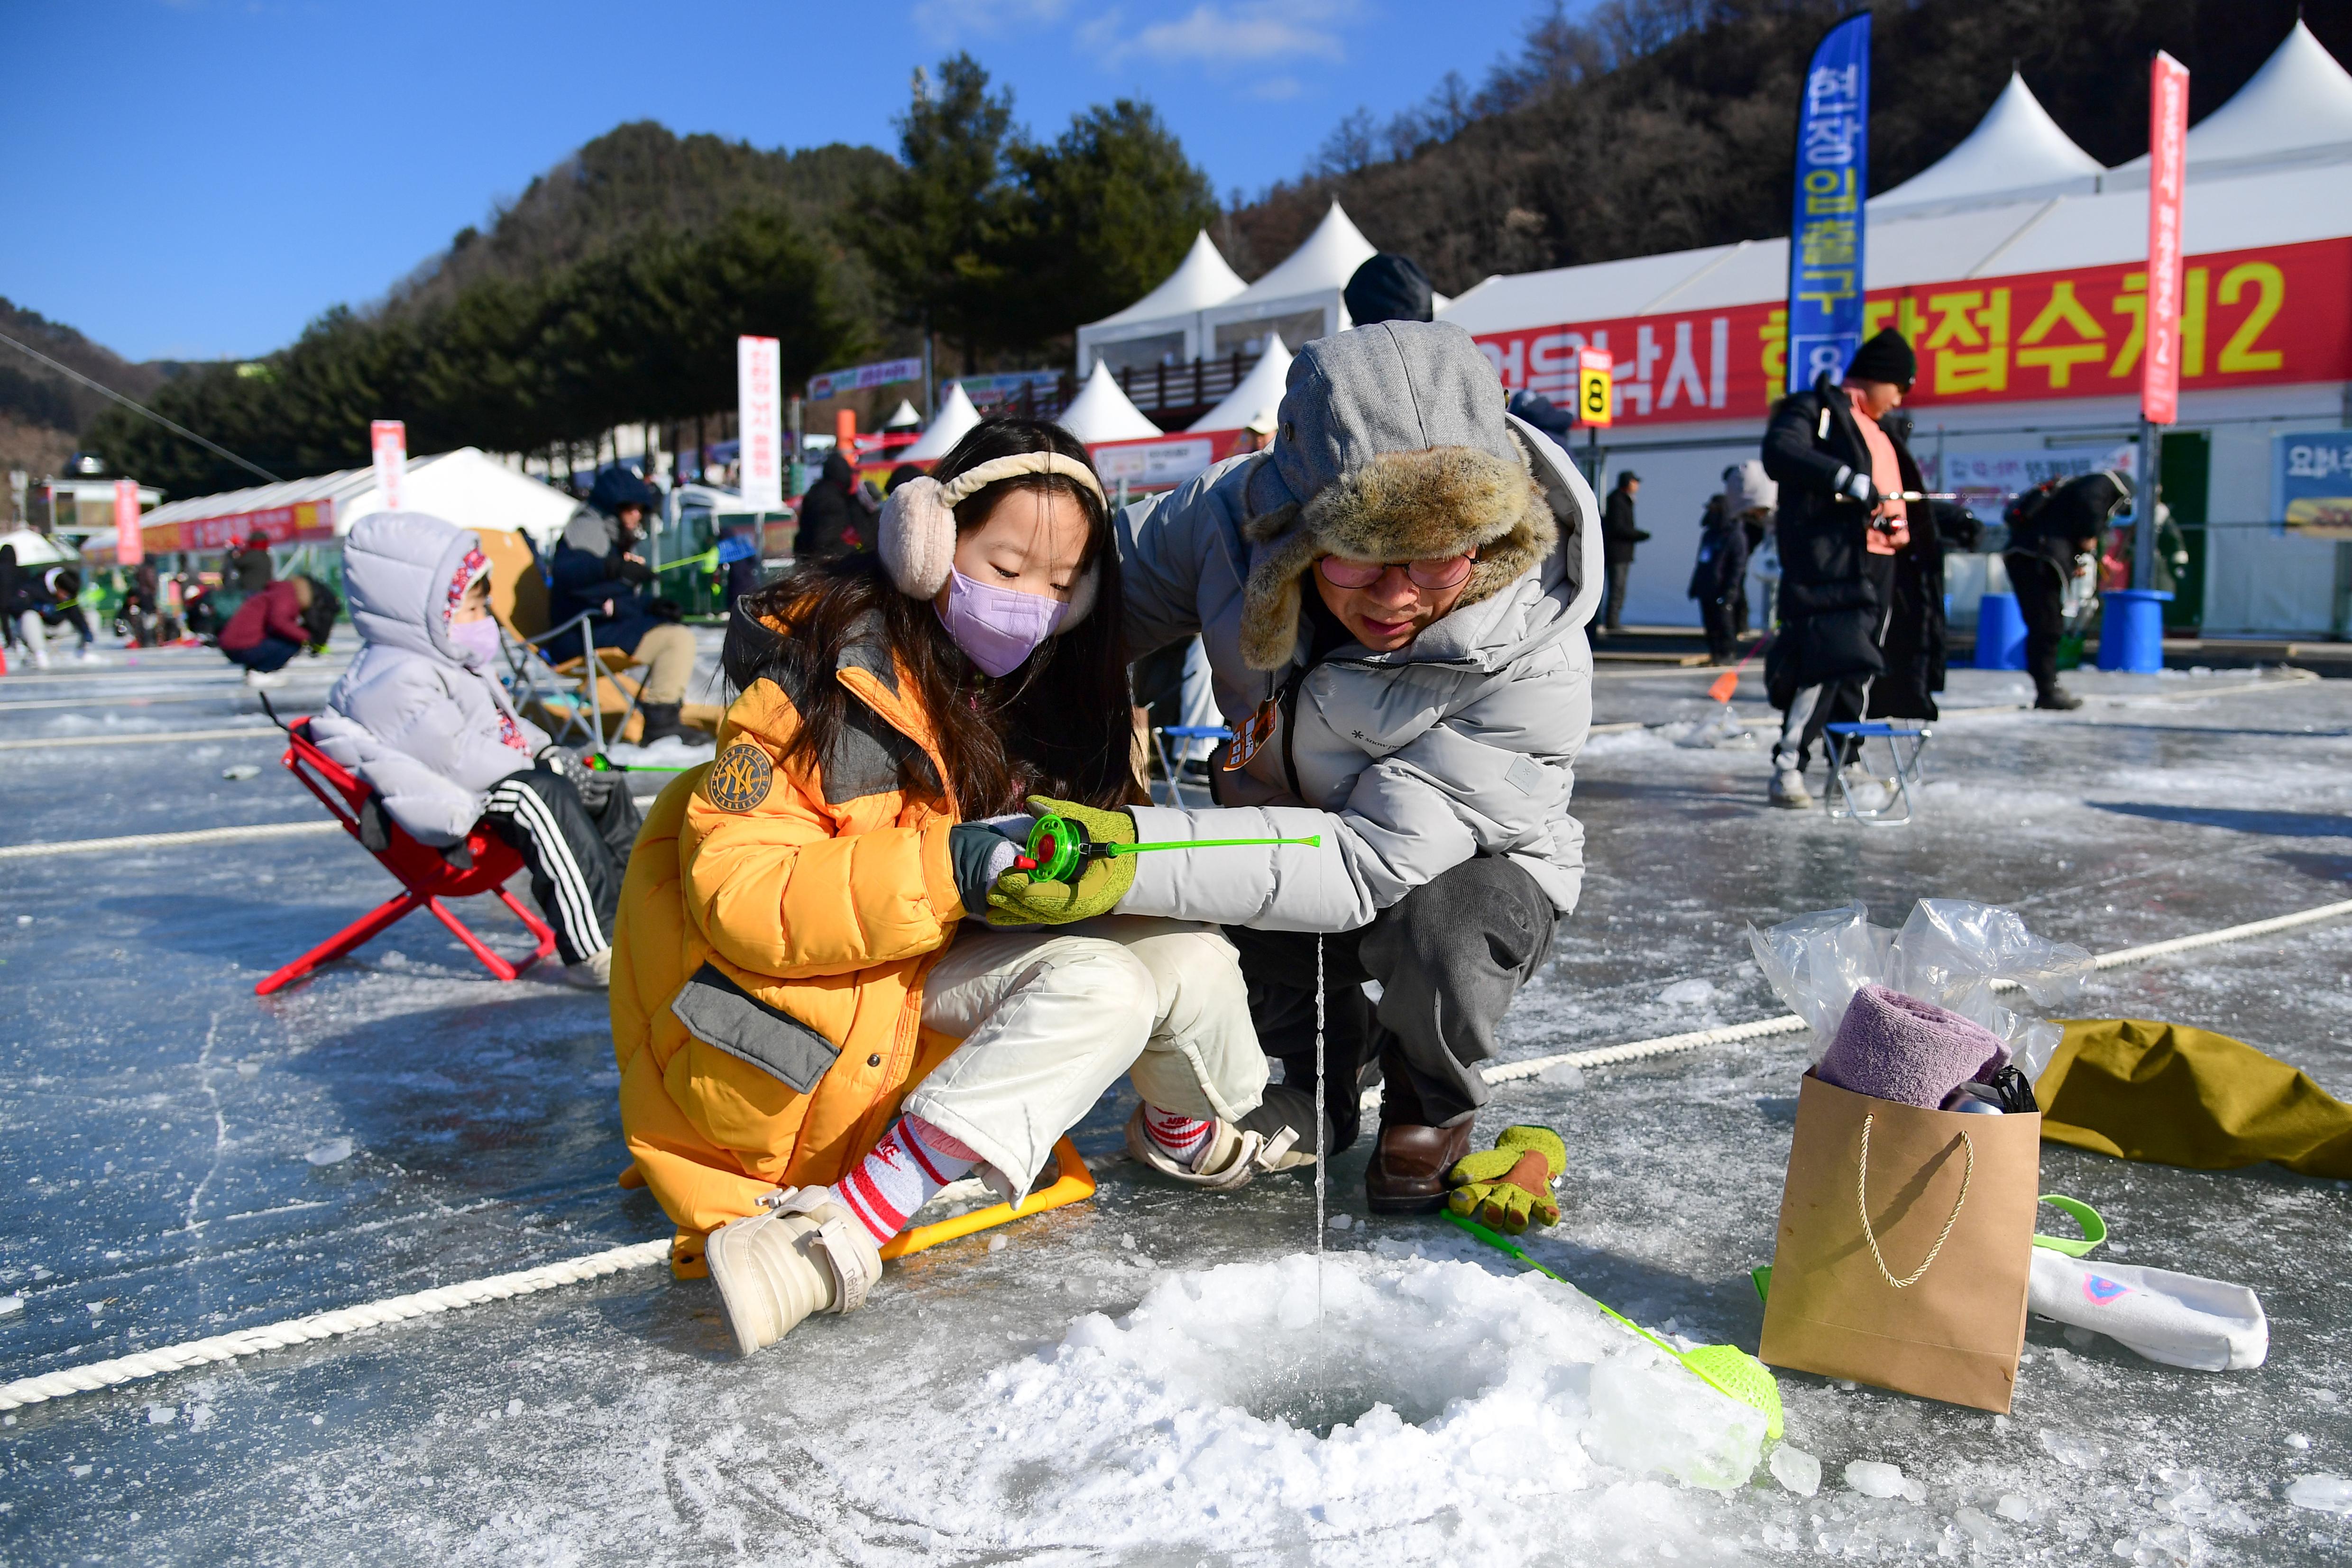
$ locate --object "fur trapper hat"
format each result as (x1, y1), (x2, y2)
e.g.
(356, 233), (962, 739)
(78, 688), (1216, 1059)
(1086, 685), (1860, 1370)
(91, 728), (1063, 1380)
(1232, 321), (1556, 670)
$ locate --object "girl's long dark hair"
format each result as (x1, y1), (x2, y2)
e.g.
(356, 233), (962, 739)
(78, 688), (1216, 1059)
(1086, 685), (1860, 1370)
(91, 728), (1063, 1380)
(727, 417), (1140, 816)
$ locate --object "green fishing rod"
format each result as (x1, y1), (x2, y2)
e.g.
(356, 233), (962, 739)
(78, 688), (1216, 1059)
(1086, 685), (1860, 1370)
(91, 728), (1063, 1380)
(1014, 811), (1320, 884)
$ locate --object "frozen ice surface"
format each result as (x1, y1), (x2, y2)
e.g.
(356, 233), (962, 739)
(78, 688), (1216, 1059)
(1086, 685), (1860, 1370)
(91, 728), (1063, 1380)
(1, 651), (2350, 1561)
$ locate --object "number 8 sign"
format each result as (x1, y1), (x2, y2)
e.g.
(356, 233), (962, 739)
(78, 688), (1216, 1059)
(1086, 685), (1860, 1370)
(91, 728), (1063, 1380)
(1576, 347), (1615, 428)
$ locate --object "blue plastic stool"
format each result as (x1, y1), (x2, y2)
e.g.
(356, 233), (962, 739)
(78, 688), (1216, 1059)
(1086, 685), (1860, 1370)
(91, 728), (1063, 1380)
(1822, 721), (1933, 827)
(1973, 592), (2026, 670)
(2096, 589), (2174, 674)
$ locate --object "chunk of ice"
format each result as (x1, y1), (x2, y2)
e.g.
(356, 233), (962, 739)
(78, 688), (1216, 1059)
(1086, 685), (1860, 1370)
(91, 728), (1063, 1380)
(2287, 1474), (2352, 1513)
(1995, 1494), (2033, 1522)
(1538, 1062), (1586, 1090)
(1657, 978), (1717, 1007)
(304, 1138), (353, 1166)
(1844, 1460), (1910, 1499)
(1769, 1443), (1820, 1496)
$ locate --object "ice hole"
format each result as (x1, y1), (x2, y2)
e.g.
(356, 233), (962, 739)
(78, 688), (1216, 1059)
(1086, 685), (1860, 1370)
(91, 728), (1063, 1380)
(967, 1250), (1769, 1527)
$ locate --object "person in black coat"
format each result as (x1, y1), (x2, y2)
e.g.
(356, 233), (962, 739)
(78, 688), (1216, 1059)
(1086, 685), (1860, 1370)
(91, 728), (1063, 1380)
(549, 467), (701, 745)
(1758, 329), (1922, 807)
(792, 450), (867, 560)
(2003, 470), (2130, 711)
(1687, 491), (1749, 664)
(1599, 472), (1646, 633)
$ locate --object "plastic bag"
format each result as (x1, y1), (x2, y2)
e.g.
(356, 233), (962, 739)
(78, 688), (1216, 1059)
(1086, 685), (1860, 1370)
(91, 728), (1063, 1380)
(1747, 899), (2090, 1082)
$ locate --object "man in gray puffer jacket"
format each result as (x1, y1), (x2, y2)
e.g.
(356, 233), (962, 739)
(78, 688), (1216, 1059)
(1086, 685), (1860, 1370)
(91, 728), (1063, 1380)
(1108, 320), (1599, 1212)
(312, 512), (642, 987)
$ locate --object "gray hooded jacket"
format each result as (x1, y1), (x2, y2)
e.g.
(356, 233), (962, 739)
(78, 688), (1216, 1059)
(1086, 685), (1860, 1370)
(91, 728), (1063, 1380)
(312, 512), (548, 845)
(1115, 321), (1600, 932)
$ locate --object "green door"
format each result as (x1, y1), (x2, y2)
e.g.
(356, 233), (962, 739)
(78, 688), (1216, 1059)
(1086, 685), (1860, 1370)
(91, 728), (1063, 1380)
(2159, 431), (2208, 630)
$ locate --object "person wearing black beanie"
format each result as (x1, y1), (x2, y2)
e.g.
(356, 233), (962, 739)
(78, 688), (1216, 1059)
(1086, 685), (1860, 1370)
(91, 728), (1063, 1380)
(1756, 330), (1926, 807)
(1344, 254), (1434, 328)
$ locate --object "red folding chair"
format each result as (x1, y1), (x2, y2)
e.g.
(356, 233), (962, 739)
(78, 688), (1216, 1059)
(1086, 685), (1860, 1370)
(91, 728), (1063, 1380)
(255, 717), (557, 996)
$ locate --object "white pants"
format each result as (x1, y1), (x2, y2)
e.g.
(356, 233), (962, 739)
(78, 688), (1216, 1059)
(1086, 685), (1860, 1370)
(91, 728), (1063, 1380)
(903, 917), (1266, 1199)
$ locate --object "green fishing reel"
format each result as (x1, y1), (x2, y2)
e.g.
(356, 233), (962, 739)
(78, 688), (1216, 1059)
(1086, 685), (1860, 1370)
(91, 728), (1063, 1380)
(1011, 811), (1322, 884)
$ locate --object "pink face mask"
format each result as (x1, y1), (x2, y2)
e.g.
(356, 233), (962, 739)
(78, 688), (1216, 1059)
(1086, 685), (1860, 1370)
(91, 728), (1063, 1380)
(447, 615), (502, 667)
(935, 567), (1067, 678)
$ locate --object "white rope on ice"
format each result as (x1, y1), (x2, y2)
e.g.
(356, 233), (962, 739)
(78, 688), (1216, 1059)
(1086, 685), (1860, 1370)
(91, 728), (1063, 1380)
(0, 727), (281, 752)
(0, 1239), (671, 1412)
(11, 897), (2352, 1417)
(1482, 895), (2352, 1084)
(0, 821), (341, 860)
(0, 802), (666, 859)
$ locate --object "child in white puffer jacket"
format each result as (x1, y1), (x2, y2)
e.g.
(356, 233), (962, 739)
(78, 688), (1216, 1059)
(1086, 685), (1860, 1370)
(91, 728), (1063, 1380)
(311, 511), (640, 986)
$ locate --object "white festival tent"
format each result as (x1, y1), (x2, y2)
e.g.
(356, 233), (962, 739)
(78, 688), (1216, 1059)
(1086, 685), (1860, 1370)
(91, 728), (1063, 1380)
(900, 383), (983, 463)
(1869, 72), (2104, 218)
(1187, 333), (1294, 433)
(2110, 20), (2352, 185)
(1056, 360), (1165, 443)
(881, 399), (923, 430)
(1199, 202), (1377, 362)
(1074, 230), (1247, 376)
(132, 448), (579, 554)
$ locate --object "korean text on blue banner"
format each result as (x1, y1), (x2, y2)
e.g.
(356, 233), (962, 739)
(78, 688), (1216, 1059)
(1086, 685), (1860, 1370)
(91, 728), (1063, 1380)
(808, 357), (925, 403)
(1786, 13), (1872, 394)
(2276, 430), (2352, 537)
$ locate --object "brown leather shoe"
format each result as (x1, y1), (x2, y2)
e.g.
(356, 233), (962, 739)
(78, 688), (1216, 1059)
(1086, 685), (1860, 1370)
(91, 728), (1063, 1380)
(1365, 1119), (1474, 1214)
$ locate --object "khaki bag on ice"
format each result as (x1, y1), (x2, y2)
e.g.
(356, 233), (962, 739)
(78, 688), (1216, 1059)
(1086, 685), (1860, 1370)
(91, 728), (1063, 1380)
(1758, 1073), (2042, 1412)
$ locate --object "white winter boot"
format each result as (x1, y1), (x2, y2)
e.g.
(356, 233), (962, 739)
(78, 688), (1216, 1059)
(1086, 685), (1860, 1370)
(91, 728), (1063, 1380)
(562, 947), (612, 988)
(242, 667), (289, 690)
(1768, 766), (1812, 808)
(704, 1188), (883, 1357)
(1124, 1105), (1299, 1191)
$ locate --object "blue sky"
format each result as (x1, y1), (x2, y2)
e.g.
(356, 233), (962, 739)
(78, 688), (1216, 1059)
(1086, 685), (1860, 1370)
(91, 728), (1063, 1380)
(1, 0), (1548, 363)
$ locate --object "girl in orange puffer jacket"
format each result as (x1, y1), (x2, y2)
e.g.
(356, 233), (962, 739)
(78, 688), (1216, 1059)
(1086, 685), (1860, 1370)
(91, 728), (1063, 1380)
(612, 420), (1278, 1357)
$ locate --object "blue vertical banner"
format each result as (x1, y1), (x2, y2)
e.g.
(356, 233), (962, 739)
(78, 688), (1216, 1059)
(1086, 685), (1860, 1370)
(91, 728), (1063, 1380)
(1786, 12), (1872, 394)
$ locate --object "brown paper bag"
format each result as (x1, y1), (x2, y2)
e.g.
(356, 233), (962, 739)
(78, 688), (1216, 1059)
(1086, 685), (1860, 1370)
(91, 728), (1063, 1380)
(1758, 1073), (2041, 1412)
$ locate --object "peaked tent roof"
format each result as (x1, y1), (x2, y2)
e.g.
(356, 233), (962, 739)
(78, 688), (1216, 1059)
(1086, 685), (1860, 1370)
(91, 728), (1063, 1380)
(1056, 361), (1163, 443)
(2113, 21), (2352, 180)
(1188, 334), (1295, 432)
(1871, 73), (2104, 217)
(1084, 230), (1248, 330)
(1223, 202), (1378, 306)
(882, 399), (923, 430)
(900, 383), (982, 462)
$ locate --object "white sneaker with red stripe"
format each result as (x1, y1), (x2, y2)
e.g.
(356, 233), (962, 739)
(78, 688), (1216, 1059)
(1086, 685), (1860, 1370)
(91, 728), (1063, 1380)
(1123, 1104), (1298, 1191)
(703, 1188), (883, 1357)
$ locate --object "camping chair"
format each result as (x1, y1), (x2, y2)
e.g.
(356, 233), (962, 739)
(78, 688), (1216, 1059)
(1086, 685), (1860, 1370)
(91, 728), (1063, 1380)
(254, 714), (557, 995)
(1149, 723), (1232, 806)
(1822, 721), (1933, 827)
(474, 529), (650, 757)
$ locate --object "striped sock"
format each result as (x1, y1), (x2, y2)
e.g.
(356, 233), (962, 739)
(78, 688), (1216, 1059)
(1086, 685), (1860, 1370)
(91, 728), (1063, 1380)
(829, 1117), (978, 1247)
(1141, 1104), (1214, 1167)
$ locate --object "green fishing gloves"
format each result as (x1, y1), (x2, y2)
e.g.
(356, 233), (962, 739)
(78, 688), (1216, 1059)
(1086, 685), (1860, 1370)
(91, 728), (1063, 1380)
(984, 796), (1138, 926)
(1447, 1125), (1567, 1235)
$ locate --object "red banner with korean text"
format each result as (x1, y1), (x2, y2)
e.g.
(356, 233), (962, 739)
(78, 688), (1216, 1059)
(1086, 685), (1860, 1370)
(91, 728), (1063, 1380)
(143, 500), (338, 554)
(1473, 236), (2350, 426)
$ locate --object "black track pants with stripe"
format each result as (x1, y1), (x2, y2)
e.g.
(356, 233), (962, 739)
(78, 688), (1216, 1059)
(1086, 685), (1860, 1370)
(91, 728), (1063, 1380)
(480, 768), (640, 964)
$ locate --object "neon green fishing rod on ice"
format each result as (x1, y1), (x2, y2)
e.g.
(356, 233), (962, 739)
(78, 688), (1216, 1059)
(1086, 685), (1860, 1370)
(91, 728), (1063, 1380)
(1013, 811), (1320, 884)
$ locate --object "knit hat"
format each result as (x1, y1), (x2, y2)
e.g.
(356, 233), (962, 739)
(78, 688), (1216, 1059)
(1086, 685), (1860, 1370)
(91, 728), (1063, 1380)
(1343, 253), (1434, 328)
(1235, 321), (1557, 670)
(1844, 330), (1917, 389)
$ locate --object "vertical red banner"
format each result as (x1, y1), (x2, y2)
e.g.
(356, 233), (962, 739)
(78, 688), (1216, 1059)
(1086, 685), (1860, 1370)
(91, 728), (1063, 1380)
(2143, 51), (2190, 425)
(371, 419), (408, 510)
(112, 479), (143, 565)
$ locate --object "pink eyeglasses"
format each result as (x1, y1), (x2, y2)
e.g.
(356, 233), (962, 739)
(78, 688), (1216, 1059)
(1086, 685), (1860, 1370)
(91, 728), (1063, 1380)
(1315, 553), (1477, 590)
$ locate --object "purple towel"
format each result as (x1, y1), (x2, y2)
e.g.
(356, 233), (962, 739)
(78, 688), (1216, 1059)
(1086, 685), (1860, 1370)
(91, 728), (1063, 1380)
(1817, 984), (2008, 1110)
